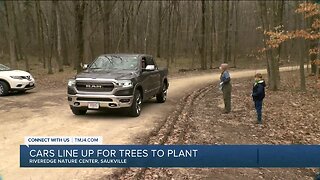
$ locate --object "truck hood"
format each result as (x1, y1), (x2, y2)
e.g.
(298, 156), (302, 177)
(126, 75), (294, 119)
(76, 69), (138, 80)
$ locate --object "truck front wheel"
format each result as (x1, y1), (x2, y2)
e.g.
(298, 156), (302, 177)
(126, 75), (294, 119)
(128, 90), (142, 117)
(71, 107), (87, 115)
(156, 83), (167, 103)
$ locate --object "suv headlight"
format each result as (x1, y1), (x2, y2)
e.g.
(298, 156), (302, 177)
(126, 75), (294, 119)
(68, 79), (76, 87)
(116, 80), (133, 88)
(10, 76), (23, 80)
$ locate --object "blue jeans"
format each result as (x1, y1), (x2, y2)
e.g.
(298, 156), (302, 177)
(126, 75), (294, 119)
(254, 100), (263, 123)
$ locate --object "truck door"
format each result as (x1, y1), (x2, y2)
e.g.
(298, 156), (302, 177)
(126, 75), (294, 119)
(140, 56), (153, 99)
(145, 56), (161, 96)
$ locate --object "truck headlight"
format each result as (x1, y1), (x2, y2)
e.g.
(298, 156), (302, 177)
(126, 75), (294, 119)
(10, 76), (23, 80)
(116, 80), (133, 88)
(68, 79), (76, 87)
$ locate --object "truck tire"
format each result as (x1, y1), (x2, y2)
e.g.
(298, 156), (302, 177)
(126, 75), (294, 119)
(128, 90), (142, 117)
(71, 107), (87, 115)
(0, 81), (9, 96)
(156, 83), (167, 103)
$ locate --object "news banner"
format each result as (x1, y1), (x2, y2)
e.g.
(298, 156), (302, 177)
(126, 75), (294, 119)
(20, 136), (320, 168)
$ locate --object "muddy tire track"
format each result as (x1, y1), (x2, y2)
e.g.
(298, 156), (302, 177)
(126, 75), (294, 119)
(104, 85), (212, 180)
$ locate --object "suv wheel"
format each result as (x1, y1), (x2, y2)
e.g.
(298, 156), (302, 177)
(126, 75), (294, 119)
(156, 83), (167, 103)
(129, 90), (142, 117)
(71, 107), (87, 115)
(0, 81), (9, 96)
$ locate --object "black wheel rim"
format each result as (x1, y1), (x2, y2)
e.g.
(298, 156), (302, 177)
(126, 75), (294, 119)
(0, 85), (4, 95)
(136, 93), (142, 114)
(163, 85), (167, 100)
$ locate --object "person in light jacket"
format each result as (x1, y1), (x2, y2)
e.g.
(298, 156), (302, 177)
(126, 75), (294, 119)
(219, 63), (232, 114)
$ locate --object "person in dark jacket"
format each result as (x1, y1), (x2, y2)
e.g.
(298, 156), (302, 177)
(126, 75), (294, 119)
(315, 172), (320, 180)
(219, 63), (232, 113)
(252, 73), (266, 124)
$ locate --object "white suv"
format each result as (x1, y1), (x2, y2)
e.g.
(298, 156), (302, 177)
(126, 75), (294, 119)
(0, 64), (35, 96)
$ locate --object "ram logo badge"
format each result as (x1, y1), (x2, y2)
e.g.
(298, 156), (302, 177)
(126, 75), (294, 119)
(86, 85), (102, 88)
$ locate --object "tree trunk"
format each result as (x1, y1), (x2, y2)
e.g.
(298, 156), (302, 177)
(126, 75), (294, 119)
(316, 41), (320, 83)
(125, 2), (132, 52)
(169, 2), (175, 64)
(13, 2), (24, 61)
(213, 2), (219, 63)
(223, 1), (230, 63)
(61, 24), (69, 66)
(166, 1), (172, 68)
(4, 1), (18, 69)
(35, 1), (46, 68)
(74, 1), (85, 73)
(227, 0), (233, 64)
(259, 1), (281, 91)
(295, 1), (306, 91)
(156, 1), (162, 58)
(55, 1), (63, 72)
(144, 2), (151, 54)
(274, 0), (284, 88)
(298, 39), (306, 91)
(103, 8), (110, 53)
(171, 1), (180, 65)
(200, 0), (206, 70)
(48, 0), (58, 75)
(23, 1), (33, 71)
(310, 40), (318, 74)
(209, 1), (215, 68)
(84, 1), (91, 62)
(99, 1), (116, 53)
(233, 0), (240, 68)
(116, 3), (132, 53)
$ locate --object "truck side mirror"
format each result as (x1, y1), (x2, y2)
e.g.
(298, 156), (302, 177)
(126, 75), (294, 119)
(82, 64), (88, 70)
(144, 65), (155, 71)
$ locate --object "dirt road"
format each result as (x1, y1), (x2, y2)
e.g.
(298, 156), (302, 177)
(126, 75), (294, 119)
(0, 67), (298, 180)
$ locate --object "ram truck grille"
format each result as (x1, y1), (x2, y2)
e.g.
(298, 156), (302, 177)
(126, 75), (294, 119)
(76, 82), (114, 92)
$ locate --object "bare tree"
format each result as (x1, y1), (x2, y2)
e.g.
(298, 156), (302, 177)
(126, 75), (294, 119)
(74, 1), (86, 73)
(144, 2), (152, 54)
(233, 0), (240, 68)
(22, 1), (32, 71)
(59, 3), (70, 66)
(200, 0), (206, 70)
(294, 1), (306, 91)
(310, 17), (318, 74)
(156, 1), (162, 58)
(55, 0), (63, 72)
(258, 1), (282, 91)
(98, 1), (115, 53)
(223, 1), (230, 63)
(4, 1), (18, 69)
(166, 1), (173, 68)
(35, 1), (46, 68)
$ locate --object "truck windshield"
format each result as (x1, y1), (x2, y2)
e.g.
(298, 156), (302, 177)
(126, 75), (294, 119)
(89, 55), (139, 70)
(0, 64), (10, 71)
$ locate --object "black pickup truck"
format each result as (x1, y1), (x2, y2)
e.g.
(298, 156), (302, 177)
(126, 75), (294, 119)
(67, 54), (169, 117)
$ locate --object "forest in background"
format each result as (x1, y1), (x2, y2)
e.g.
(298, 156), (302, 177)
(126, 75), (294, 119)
(0, 0), (319, 91)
